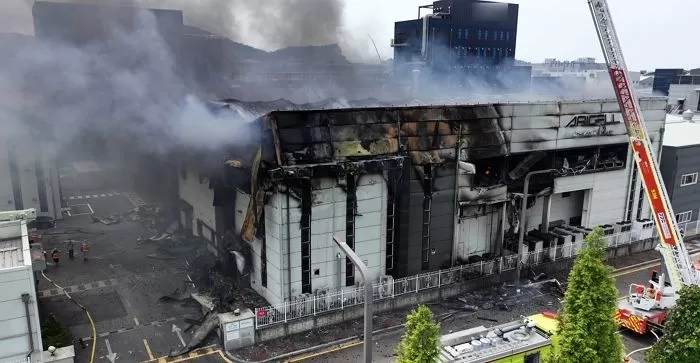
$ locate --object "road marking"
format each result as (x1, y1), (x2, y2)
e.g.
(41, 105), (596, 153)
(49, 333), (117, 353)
(87, 203), (95, 214)
(143, 339), (154, 360)
(38, 278), (118, 298)
(105, 338), (117, 363)
(218, 351), (233, 363)
(139, 345), (219, 363)
(613, 251), (700, 277)
(172, 324), (186, 347)
(134, 317), (140, 326)
(286, 341), (363, 362)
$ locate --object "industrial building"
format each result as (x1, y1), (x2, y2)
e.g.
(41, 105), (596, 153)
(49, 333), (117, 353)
(391, 0), (531, 92)
(660, 111), (700, 225)
(179, 97), (667, 306)
(0, 123), (63, 221)
(652, 68), (700, 111)
(0, 209), (56, 362)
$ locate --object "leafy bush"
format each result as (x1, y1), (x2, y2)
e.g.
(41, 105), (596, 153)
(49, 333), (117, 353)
(41, 314), (73, 350)
(646, 285), (700, 363)
(396, 305), (441, 363)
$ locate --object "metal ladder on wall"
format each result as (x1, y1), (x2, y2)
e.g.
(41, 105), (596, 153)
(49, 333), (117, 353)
(421, 166), (433, 271)
(385, 177), (396, 275)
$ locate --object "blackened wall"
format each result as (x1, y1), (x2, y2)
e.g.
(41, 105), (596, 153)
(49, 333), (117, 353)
(394, 160), (455, 277)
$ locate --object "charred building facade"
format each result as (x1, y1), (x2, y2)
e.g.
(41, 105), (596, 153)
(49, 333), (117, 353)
(179, 97), (667, 305)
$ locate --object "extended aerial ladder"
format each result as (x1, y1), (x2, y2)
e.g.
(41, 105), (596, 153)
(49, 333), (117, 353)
(588, 0), (699, 333)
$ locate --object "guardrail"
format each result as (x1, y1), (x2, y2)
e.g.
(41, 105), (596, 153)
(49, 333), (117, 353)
(254, 220), (700, 329)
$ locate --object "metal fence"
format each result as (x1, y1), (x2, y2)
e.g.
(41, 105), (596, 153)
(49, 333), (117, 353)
(254, 220), (700, 329)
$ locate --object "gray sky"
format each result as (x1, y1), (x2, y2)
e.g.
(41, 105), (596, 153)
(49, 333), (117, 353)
(1, 0), (696, 71)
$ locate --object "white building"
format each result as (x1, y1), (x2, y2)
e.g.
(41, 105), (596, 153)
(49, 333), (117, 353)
(0, 133), (63, 221)
(180, 97), (666, 306)
(0, 210), (44, 362)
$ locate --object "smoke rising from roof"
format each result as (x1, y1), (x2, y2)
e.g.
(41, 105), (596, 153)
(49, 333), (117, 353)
(143, 0), (346, 53)
(0, 6), (249, 163)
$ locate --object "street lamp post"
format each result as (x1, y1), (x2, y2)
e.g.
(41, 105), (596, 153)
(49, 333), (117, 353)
(333, 236), (373, 363)
(516, 169), (555, 291)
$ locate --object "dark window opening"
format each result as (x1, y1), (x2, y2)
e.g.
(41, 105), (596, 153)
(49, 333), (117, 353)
(386, 170), (397, 277)
(421, 165), (433, 271)
(34, 149), (48, 213)
(260, 214), (267, 288)
(314, 269), (320, 276)
(626, 163), (638, 221)
(524, 352), (540, 363)
(8, 145), (23, 210)
(562, 192), (571, 198)
(345, 174), (357, 286)
(301, 179), (312, 294)
(636, 185), (645, 220)
(196, 219), (203, 237)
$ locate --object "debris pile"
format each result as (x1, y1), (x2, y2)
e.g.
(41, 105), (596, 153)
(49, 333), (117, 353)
(442, 279), (564, 315)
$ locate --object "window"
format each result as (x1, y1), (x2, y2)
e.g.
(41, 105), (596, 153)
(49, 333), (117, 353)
(677, 211), (693, 223)
(493, 30), (498, 40)
(464, 29), (468, 39)
(500, 31), (504, 41)
(478, 30), (482, 40)
(506, 31), (511, 41)
(484, 30), (489, 40)
(524, 352), (540, 363)
(680, 172), (698, 186)
(457, 29), (462, 40)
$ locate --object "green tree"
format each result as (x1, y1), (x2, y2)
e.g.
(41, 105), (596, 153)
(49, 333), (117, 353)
(646, 285), (700, 362)
(396, 304), (441, 363)
(546, 227), (624, 363)
(41, 314), (73, 350)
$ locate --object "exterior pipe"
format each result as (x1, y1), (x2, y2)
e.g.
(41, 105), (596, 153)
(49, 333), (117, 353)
(22, 293), (34, 359)
(451, 123), (463, 266)
(286, 189), (293, 301)
(516, 169), (555, 291)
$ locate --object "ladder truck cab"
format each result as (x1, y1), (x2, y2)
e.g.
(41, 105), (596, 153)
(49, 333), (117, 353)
(588, 0), (700, 334)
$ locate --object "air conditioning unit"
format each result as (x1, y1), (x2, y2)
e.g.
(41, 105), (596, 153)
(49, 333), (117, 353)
(632, 219), (654, 240)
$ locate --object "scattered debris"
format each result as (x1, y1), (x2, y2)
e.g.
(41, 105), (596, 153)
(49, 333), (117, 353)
(169, 311), (219, 357)
(91, 215), (120, 225)
(477, 316), (499, 322)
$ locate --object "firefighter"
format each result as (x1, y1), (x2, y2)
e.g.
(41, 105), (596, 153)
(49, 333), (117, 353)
(51, 248), (60, 266)
(81, 241), (89, 261)
(67, 240), (75, 260)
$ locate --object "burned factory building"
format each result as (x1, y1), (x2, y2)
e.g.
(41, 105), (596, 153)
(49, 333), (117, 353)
(178, 97), (667, 306)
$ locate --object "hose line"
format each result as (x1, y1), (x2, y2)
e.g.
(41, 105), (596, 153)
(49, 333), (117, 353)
(41, 271), (97, 363)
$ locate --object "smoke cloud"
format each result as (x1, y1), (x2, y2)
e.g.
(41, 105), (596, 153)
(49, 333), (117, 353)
(143, 0), (345, 52)
(0, 5), (250, 163)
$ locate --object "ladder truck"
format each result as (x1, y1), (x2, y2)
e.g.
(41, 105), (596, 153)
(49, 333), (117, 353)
(588, 0), (699, 334)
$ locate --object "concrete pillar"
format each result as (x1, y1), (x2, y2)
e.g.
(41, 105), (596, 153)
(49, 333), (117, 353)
(540, 194), (552, 232)
(497, 202), (507, 256)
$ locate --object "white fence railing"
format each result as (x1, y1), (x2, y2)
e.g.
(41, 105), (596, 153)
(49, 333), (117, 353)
(254, 220), (700, 329)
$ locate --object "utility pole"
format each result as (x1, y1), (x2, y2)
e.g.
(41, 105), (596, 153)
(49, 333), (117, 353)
(516, 169), (555, 291)
(333, 236), (373, 363)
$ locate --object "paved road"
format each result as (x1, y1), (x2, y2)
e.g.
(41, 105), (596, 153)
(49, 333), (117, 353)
(38, 187), (230, 363)
(295, 261), (670, 363)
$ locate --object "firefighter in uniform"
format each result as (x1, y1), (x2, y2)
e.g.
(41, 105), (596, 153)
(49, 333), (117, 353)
(81, 241), (89, 261)
(51, 249), (61, 266)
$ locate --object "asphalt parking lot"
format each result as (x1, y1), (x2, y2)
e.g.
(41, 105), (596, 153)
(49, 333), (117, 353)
(38, 188), (229, 363)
